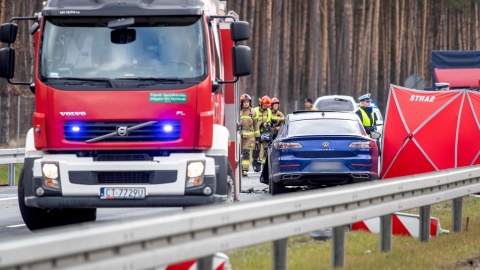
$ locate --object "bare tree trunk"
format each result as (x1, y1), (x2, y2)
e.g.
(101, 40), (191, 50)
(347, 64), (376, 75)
(279, 0), (291, 112)
(250, 0), (260, 100)
(258, 0), (272, 97)
(327, 0), (337, 95)
(476, 2), (480, 50)
(353, 0), (366, 97)
(269, 0), (283, 98)
(0, 0), (14, 145)
(394, 0), (404, 85)
(308, 0), (319, 98)
(339, 0), (353, 95)
(370, 0), (380, 99)
(320, 0), (328, 96)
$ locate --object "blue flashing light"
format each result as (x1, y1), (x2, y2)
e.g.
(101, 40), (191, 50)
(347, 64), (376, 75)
(71, 126), (80, 132)
(163, 124), (173, 132)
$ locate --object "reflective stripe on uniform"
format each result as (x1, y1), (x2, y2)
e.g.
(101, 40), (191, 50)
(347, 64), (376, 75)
(254, 107), (272, 123)
(359, 108), (375, 127)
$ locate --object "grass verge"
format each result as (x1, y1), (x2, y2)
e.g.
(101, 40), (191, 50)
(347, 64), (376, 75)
(0, 163), (23, 186)
(227, 196), (480, 270)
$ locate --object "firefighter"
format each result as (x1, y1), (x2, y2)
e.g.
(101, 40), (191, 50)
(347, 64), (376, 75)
(254, 95), (272, 167)
(304, 98), (318, 111)
(355, 93), (377, 136)
(240, 94), (260, 177)
(270, 97), (285, 133)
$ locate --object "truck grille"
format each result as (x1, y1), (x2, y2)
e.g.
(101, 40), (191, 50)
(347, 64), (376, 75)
(64, 121), (181, 142)
(98, 171), (150, 184)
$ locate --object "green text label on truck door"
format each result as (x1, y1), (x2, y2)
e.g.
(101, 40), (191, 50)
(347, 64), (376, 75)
(149, 93), (187, 103)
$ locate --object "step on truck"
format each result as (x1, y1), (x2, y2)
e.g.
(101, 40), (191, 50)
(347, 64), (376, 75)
(0, 0), (251, 230)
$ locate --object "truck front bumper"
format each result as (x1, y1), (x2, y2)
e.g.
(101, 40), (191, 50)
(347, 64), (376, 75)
(25, 193), (226, 208)
(26, 153), (224, 208)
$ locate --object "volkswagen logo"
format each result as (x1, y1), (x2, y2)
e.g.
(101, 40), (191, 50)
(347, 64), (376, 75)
(117, 126), (128, 136)
(322, 141), (329, 148)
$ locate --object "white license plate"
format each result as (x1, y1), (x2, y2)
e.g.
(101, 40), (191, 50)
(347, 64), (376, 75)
(100, 187), (146, 200)
(311, 162), (343, 171)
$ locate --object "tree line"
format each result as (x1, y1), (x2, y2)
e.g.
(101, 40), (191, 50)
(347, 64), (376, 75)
(228, 0), (480, 113)
(0, 0), (480, 146)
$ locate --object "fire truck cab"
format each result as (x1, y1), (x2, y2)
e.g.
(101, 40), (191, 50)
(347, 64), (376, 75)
(0, 0), (251, 230)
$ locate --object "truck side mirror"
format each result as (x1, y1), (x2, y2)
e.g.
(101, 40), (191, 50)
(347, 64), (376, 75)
(0, 48), (15, 79)
(0, 23), (18, 43)
(232, 45), (251, 77)
(230, 21), (250, 42)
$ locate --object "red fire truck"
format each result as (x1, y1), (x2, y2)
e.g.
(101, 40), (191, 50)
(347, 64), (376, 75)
(0, 0), (251, 230)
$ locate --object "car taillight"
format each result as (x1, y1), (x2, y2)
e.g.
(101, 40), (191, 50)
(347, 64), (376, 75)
(349, 141), (372, 148)
(274, 142), (303, 149)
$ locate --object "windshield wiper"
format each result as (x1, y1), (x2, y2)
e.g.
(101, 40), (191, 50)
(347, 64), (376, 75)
(117, 77), (186, 84)
(50, 77), (114, 87)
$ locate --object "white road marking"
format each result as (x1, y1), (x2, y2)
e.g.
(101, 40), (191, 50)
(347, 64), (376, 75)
(0, 197), (17, 201)
(6, 224), (26, 228)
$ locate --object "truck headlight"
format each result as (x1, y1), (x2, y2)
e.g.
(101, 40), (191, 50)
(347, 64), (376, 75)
(42, 163), (61, 189)
(187, 161), (205, 178)
(186, 161), (205, 188)
(42, 163), (59, 179)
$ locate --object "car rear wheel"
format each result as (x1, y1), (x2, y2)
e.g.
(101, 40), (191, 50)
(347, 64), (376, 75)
(269, 179), (286, 195)
(18, 167), (97, 231)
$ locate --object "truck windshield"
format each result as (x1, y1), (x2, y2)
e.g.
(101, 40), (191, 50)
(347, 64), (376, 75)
(40, 16), (206, 83)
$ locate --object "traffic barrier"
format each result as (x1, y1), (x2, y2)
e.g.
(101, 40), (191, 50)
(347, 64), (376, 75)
(160, 253), (230, 270)
(0, 166), (479, 269)
(352, 212), (449, 237)
(0, 148), (25, 186)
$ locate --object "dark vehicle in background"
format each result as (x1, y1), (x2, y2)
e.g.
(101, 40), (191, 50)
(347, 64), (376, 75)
(266, 111), (381, 195)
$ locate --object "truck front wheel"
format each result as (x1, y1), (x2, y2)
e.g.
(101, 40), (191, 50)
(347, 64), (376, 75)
(226, 164), (235, 203)
(18, 167), (97, 230)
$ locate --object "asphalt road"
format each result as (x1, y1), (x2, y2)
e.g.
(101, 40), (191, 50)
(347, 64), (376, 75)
(0, 171), (268, 239)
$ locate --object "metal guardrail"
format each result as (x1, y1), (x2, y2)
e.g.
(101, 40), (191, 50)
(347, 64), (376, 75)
(0, 148), (25, 186)
(0, 165), (479, 270)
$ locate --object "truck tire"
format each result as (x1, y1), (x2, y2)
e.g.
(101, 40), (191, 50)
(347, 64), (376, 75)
(269, 179), (286, 195)
(18, 167), (97, 230)
(226, 164), (235, 203)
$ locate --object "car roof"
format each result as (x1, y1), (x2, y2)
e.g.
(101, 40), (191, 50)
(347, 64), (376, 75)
(315, 95), (356, 101)
(289, 111), (359, 122)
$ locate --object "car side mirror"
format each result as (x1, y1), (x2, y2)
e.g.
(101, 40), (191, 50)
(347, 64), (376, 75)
(370, 131), (381, 139)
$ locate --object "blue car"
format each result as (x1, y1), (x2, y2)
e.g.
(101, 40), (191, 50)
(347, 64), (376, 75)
(266, 111), (381, 195)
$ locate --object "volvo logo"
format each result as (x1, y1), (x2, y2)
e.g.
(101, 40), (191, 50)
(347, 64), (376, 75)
(117, 126), (128, 136)
(322, 142), (329, 148)
(60, 112), (86, 116)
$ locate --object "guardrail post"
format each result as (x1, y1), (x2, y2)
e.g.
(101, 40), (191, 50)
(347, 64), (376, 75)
(380, 214), (392, 252)
(8, 163), (15, 186)
(452, 197), (463, 232)
(272, 238), (288, 270)
(419, 205), (431, 242)
(332, 226), (346, 268)
(197, 255), (213, 270)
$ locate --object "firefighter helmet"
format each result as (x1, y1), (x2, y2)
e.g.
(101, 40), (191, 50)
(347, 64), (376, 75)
(259, 95), (271, 106)
(240, 94), (252, 106)
(271, 97), (280, 105)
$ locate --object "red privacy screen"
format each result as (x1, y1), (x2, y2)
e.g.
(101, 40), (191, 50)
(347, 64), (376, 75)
(381, 85), (480, 179)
